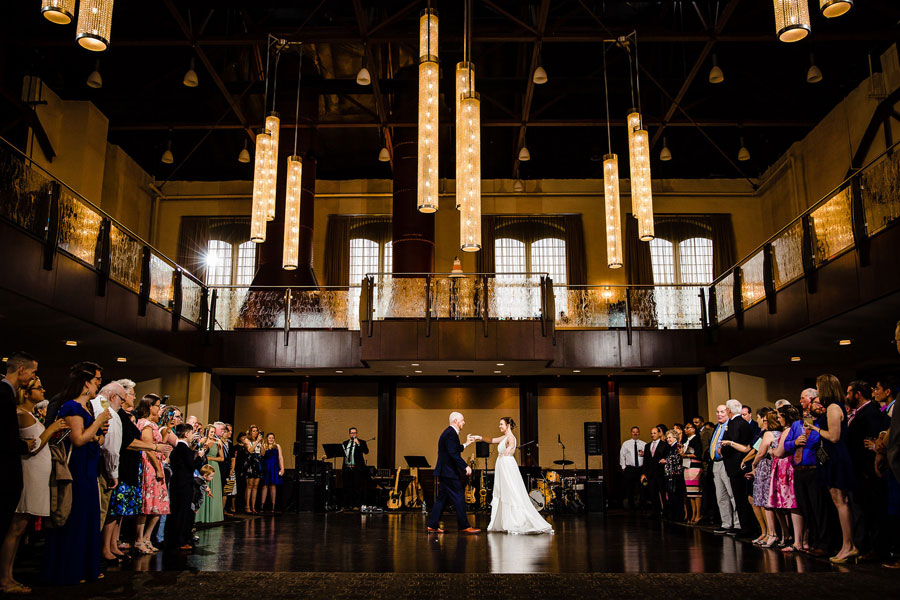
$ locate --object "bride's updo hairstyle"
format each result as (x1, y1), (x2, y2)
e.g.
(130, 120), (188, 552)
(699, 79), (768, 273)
(501, 417), (516, 430)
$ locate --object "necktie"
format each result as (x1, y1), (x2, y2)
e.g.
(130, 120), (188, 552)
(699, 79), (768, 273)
(348, 441), (355, 466)
(712, 424), (724, 460)
(792, 425), (804, 464)
(633, 440), (639, 467)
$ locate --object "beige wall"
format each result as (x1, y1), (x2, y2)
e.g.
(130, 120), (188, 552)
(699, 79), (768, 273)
(619, 383), (683, 445)
(395, 384), (518, 470)
(537, 385), (603, 470)
(316, 383), (379, 467)
(234, 385), (298, 469)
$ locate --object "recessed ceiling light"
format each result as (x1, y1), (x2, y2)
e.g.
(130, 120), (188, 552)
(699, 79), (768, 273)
(791, 356), (801, 362)
(573, 370), (581, 373)
(838, 339), (852, 346)
(335, 370), (343, 373)
(494, 370), (502, 374)
(415, 370), (422, 373)
(652, 369), (661, 373)
(412, 363), (420, 366)
(1, 357), (7, 362)
(496, 363), (505, 366)
(257, 370), (265, 374)
(117, 357), (127, 363)
(65, 340), (78, 347)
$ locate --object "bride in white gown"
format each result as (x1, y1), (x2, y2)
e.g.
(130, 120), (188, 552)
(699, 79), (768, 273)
(481, 417), (553, 534)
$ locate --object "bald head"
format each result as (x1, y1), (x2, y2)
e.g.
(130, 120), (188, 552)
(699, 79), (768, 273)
(449, 411), (465, 430)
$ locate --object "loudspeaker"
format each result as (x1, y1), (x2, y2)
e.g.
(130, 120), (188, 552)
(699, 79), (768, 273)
(298, 421), (317, 455)
(296, 478), (316, 512)
(585, 480), (604, 512)
(475, 441), (490, 458)
(584, 421), (602, 456)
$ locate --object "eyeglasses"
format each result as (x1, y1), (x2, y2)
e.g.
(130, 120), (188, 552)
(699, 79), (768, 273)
(30, 386), (45, 392)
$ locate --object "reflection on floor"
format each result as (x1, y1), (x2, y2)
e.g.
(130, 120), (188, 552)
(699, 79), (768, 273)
(116, 511), (846, 574)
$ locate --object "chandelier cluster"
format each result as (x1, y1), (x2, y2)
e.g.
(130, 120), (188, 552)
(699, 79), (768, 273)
(42, 0), (114, 52)
(772, 0), (854, 43)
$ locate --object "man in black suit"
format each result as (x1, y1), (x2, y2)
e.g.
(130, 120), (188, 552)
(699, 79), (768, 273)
(640, 426), (669, 516)
(720, 399), (755, 537)
(164, 424), (209, 551)
(1, 352), (38, 540)
(341, 426), (370, 509)
(426, 412), (480, 533)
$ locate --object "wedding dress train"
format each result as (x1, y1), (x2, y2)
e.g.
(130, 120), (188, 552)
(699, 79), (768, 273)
(487, 437), (553, 534)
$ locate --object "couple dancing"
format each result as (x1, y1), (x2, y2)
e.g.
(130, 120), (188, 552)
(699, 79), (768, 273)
(426, 412), (552, 535)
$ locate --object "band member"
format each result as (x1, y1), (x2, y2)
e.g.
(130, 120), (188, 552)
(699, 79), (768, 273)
(342, 427), (369, 509)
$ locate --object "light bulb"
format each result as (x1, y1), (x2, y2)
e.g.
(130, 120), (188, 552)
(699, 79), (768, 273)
(533, 66), (548, 85)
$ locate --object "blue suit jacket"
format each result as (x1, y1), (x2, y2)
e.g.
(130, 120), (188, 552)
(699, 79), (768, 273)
(434, 426), (467, 480)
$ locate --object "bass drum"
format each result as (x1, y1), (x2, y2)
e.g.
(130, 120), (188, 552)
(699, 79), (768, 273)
(529, 489), (546, 512)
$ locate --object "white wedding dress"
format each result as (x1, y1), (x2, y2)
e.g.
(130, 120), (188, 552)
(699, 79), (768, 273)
(488, 436), (553, 534)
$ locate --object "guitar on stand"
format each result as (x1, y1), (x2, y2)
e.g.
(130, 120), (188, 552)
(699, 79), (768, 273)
(464, 454), (477, 506)
(386, 468), (403, 510)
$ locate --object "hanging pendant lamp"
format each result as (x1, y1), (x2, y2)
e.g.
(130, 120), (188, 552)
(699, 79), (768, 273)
(417, 7), (439, 213)
(282, 48), (304, 270)
(250, 130), (272, 243)
(774, 0), (811, 43)
(601, 45), (623, 269)
(76, 0), (114, 52)
(820, 0), (853, 18)
(459, 92), (482, 252)
(627, 110), (654, 241)
(42, 0), (75, 25)
(455, 61), (473, 210)
(264, 112), (280, 221)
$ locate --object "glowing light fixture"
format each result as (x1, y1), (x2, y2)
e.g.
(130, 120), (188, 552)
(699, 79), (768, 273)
(65, 340), (78, 347)
(807, 53), (823, 83)
(282, 156), (302, 270)
(533, 65), (548, 85)
(238, 140), (250, 163)
(455, 61), (473, 210)
(459, 92), (482, 252)
(378, 146), (391, 162)
(774, 0), (811, 42)
(627, 110), (654, 241)
(86, 60), (102, 89)
(250, 130), (272, 243)
(518, 145), (531, 161)
(708, 53), (724, 84)
(660, 136), (672, 161)
(604, 154), (624, 268)
(791, 356), (801, 362)
(417, 8), (439, 213)
(42, 0), (75, 24)
(117, 357), (127, 363)
(264, 112), (280, 221)
(513, 178), (525, 192)
(738, 136), (751, 161)
(183, 58), (199, 87)
(76, 0), (114, 52)
(161, 139), (174, 164)
(838, 339), (852, 346)
(820, 0), (853, 18)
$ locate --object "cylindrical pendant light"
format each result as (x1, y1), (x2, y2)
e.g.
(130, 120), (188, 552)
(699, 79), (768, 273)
(264, 112), (280, 221)
(455, 61), (473, 210)
(250, 130), (272, 243)
(627, 110), (654, 241)
(820, 0), (853, 18)
(417, 8), (439, 213)
(459, 92), (481, 252)
(76, 0), (114, 52)
(282, 155), (303, 269)
(41, 0), (75, 24)
(604, 154), (623, 269)
(774, 0), (811, 43)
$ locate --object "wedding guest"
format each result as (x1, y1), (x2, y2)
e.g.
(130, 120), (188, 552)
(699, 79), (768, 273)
(640, 426), (669, 517)
(45, 361), (101, 424)
(228, 432), (247, 515)
(619, 426), (645, 510)
(0, 377), (66, 594)
(799, 388), (817, 418)
(42, 364), (111, 585)
(243, 425), (264, 513)
(196, 425), (224, 524)
(164, 424), (208, 551)
(260, 432), (285, 512)
(749, 410), (779, 547)
(771, 406), (800, 551)
(711, 405), (738, 534)
(808, 374), (858, 564)
(193, 465), (216, 513)
(663, 430), (685, 521)
(681, 422), (703, 524)
(720, 399), (755, 537)
(134, 394), (169, 555)
(221, 423), (234, 515)
(874, 376), (897, 413)
(107, 381), (142, 557)
(672, 423), (684, 443)
(731, 408), (770, 545)
(1, 351), (38, 551)
(92, 382), (125, 562)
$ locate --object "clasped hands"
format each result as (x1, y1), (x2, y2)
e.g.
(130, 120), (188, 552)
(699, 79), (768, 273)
(465, 434), (482, 445)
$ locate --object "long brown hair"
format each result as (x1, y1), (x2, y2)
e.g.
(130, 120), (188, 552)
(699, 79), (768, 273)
(816, 374), (844, 408)
(765, 411), (781, 432)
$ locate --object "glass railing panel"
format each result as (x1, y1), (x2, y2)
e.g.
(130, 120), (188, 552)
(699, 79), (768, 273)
(0, 149), (51, 238)
(487, 275), (542, 320)
(57, 190), (102, 266)
(810, 187), (853, 264)
(772, 221), (804, 290)
(148, 254), (175, 309)
(374, 276), (427, 319)
(715, 273), (735, 322)
(289, 289), (354, 329)
(556, 287), (627, 328)
(430, 276), (482, 319)
(109, 224), (142, 293)
(181, 276), (202, 325)
(860, 150), (900, 236)
(740, 250), (766, 308)
(632, 286), (705, 330)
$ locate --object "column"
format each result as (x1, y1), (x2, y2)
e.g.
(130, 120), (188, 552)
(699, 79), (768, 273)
(377, 379), (397, 469)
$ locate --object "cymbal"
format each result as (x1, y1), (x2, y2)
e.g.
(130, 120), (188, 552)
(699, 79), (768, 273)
(552, 460), (574, 465)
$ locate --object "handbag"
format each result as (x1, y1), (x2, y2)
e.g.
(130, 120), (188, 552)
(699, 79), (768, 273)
(816, 443), (829, 465)
(46, 444), (74, 528)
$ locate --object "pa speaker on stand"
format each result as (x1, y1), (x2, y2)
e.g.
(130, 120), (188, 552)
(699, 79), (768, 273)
(583, 422), (604, 512)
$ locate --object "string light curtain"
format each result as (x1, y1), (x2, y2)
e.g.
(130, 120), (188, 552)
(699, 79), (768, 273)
(417, 8), (439, 213)
(250, 131), (272, 243)
(627, 110), (654, 241)
(459, 92), (482, 252)
(264, 113), (280, 220)
(76, 0), (114, 52)
(455, 62), (473, 211)
(773, 0), (811, 42)
(41, 0), (75, 24)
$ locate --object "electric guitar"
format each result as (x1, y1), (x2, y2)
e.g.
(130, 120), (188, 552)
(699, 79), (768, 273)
(386, 468), (403, 510)
(464, 454), (477, 505)
(403, 467), (425, 508)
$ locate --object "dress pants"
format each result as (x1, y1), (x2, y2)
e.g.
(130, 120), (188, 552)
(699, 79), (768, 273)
(645, 475), (665, 516)
(342, 465), (367, 508)
(713, 461), (740, 529)
(794, 466), (831, 551)
(427, 477), (470, 530)
(726, 464), (755, 534)
(701, 461), (720, 523)
(622, 466), (642, 509)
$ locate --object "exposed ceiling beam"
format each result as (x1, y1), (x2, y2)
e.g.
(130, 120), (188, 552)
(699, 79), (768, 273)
(353, 0), (392, 167)
(162, 0), (255, 143)
(649, 0), (742, 150)
(483, 0), (539, 35)
(512, 0), (552, 175)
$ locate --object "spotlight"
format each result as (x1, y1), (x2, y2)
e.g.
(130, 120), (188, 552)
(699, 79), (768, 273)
(660, 137), (672, 161)
(183, 58), (199, 88)
(532, 65), (548, 85)
(838, 339), (852, 346)
(378, 146), (391, 162)
(161, 139), (174, 164)
(356, 66), (371, 86)
(737, 136), (750, 162)
(117, 357), (127, 363)
(86, 60), (102, 89)
(791, 356), (801, 362)
(65, 340), (78, 347)
(807, 53), (823, 83)
(238, 140), (250, 164)
(709, 54), (724, 84)
(518, 146), (531, 161)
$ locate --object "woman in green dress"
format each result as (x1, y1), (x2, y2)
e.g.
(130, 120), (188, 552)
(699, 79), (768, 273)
(195, 425), (225, 524)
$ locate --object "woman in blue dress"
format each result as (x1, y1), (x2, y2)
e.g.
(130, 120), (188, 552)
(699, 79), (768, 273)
(42, 366), (111, 585)
(808, 374), (857, 564)
(259, 433), (284, 513)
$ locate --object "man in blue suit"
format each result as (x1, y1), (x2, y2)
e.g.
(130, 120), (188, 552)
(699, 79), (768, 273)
(426, 412), (481, 533)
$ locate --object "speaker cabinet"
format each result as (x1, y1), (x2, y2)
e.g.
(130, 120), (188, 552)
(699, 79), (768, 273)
(298, 421), (318, 455)
(585, 480), (604, 512)
(296, 478), (316, 512)
(584, 421), (602, 456)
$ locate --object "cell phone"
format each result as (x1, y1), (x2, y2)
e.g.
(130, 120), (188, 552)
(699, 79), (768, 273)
(50, 429), (70, 446)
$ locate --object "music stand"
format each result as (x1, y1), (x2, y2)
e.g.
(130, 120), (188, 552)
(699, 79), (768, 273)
(322, 443), (346, 470)
(403, 456), (430, 469)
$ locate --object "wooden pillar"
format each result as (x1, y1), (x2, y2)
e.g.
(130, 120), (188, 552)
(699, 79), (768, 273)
(296, 379), (316, 442)
(519, 379), (539, 468)
(600, 378), (622, 506)
(377, 379), (397, 469)
(682, 375), (699, 425)
(218, 376), (236, 425)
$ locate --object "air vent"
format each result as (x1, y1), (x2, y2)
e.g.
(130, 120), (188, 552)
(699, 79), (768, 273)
(447, 369), (475, 373)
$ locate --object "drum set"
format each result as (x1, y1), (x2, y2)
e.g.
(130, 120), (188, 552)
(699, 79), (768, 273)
(527, 459), (585, 514)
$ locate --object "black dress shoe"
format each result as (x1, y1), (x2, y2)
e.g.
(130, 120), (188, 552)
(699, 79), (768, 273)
(714, 528), (729, 535)
(726, 528), (741, 536)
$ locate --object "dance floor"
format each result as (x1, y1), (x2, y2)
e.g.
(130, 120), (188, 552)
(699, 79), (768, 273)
(16, 511), (897, 598)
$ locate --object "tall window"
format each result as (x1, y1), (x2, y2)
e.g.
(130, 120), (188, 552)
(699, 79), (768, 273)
(349, 236), (392, 320)
(205, 239), (257, 286)
(649, 235), (712, 327)
(493, 236), (565, 318)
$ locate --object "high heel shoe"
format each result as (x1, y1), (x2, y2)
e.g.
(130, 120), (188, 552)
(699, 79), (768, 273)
(829, 550), (859, 565)
(760, 536), (778, 549)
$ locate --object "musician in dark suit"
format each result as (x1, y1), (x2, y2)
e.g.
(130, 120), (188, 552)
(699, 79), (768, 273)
(164, 424), (208, 551)
(719, 399), (756, 536)
(341, 427), (370, 509)
(640, 426), (669, 516)
(1, 352), (38, 540)
(426, 412), (480, 533)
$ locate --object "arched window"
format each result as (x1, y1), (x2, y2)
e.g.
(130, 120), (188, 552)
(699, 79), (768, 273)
(649, 235), (711, 328)
(677, 237), (713, 283)
(205, 239), (257, 286)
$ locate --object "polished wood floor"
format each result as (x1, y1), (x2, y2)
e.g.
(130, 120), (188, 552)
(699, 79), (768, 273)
(114, 510), (854, 574)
